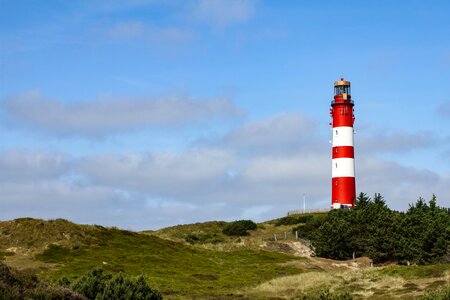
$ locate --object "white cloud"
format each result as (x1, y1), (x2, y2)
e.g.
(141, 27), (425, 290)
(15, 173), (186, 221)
(357, 131), (437, 154)
(0, 112), (448, 230)
(0, 179), (128, 225)
(221, 112), (318, 154)
(3, 91), (243, 136)
(242, 154), (328, 186)
(357, 157), (449, 210)
(0, 150), (71, 181)
(78, 148), (237, 197)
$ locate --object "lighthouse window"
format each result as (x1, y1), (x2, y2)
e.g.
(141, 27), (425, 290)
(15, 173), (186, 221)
(335, 148), (338, 153)
(335, 180), (338, 186)
(334, 85), (351, 95)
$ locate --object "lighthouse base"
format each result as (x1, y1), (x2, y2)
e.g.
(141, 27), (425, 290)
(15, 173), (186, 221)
(331, 177), (356, 209)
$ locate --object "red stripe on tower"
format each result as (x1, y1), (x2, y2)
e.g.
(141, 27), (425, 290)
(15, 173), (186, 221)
(330, 78), (356, 209)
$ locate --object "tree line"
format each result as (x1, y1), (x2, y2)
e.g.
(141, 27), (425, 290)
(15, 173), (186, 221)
(294, 193), (450, 264)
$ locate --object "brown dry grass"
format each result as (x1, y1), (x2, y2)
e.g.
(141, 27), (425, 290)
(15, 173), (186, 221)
(248, 271), (340, 299)
(247, 257), (450, 299)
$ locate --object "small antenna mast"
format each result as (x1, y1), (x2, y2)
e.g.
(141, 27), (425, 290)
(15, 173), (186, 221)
(303, 193), (306, 214)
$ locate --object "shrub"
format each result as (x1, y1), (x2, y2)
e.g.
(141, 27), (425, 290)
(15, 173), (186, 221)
(98, 274), (162, 300)
(275, 215), (313, 226)
(292, 214), (327, 238)
(222, 220), (257, 236)
(57, 276), (71, 288)
(72, 268), (162, 300)
(184, 233), (224, 244)
(185, 234), (199, 244)
(0, 261), (85, 299)
(72, 268), (111, 299)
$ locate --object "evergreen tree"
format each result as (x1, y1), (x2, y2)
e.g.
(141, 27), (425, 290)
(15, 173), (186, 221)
(395, 196), (450, 263)
(355, 192), (370, 209)
(309, 194), (450, 264)
(360, 194), (398, 263)
(310, 210), (356, 260)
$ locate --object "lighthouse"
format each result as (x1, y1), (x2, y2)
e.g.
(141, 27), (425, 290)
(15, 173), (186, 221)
(330, 78), (356, 209)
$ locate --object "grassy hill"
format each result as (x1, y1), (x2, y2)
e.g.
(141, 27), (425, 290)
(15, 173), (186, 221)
(144, 216), (319, 256)
(1, 216), (449, 299)
(1, 218), (303, 299)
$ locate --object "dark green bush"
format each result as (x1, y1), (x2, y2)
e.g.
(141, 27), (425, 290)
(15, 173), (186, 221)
(72, 268), (162, 300)
(72, 268), (110, 299)
(275, 215), (313, 226)
(222, 220), (257, 236)
(292, 214), (327, 238)
(97, 274), (162, 300)
(185, 234), (199, 244)
(184, 233), (224, 244)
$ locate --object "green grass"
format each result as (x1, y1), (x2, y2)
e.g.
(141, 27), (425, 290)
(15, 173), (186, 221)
(147, 214), (329, 245)
(36, 226), (303, 298)
(144, 221), (229, 245)
(1, 218), (305, 298)
(379, 264), (450, 280)
(3, 217), (450, 299)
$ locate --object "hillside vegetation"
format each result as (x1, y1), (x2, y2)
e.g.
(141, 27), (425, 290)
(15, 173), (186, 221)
(1, 218), (302, 299)
(0, 261), (85, 299)
(1, 194), (450, 299)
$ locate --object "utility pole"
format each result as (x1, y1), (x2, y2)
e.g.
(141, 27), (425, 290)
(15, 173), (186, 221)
(303, 193), (306, 214)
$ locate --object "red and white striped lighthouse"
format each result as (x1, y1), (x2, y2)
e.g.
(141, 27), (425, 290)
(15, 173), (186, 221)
(330, 78), (356, 209)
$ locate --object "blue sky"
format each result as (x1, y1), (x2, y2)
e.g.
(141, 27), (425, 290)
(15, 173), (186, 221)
(0, 0), (449, 229)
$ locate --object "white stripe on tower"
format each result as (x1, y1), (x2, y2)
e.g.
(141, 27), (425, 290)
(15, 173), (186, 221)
(332, 157), (355, 177)
(332, 127), (354, 147)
